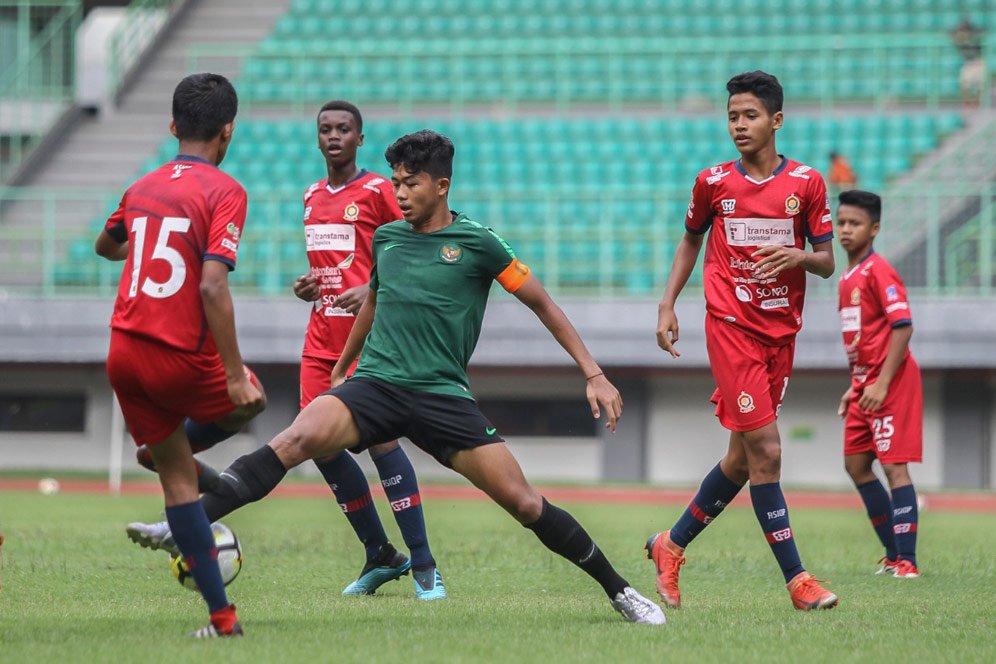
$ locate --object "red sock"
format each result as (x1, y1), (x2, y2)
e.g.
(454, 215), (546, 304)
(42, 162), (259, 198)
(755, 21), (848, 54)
(210, 604), (239, 633)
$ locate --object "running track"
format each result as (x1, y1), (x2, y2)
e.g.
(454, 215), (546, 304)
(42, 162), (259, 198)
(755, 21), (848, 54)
(2, 478), (994, 513)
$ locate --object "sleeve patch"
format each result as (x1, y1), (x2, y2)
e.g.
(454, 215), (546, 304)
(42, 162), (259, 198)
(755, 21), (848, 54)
(496, 258), (531, 293)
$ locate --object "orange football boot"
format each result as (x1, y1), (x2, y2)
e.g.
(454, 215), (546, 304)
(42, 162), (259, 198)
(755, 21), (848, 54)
(787, 572), (839, 610)
(645, 531), (685, 609)
(892, 559), (920, 578)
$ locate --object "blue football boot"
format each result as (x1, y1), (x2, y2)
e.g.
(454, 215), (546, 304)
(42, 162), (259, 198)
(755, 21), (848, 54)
(342, 544), (411, 596)
(412, 564), (447, 601)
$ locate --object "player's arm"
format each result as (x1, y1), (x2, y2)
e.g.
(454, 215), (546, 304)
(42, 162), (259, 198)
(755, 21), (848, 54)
(858, 323), (912, 413)
(330, 289), (377, 386)
(201, 260), (263, 409)
(95, 200), (129, 261)
(751, 240), (834, 280)
(512, 273), (622, 432)
(657, 231), (705, 358)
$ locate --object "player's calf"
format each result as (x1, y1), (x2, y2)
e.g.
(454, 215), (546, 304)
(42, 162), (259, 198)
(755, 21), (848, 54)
(136, 445), (221, 493)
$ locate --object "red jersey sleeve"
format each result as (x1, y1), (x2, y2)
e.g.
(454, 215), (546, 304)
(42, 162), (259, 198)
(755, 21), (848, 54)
(684, 174), (714, 235)
(873, 263), (912, 328)
(805, 177), (834, 245)
(205, 185), (247, 270)
(104, 196), (127, 243)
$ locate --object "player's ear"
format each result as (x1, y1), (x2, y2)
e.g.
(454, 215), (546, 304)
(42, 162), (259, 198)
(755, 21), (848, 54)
(870, 221), (880, 239)
(435, 176), (450, 198)
(771, 110), (784, 131)
(169, 119), (179, 138)
(357, 131), (364, 147)
(220, 121), (235, 144)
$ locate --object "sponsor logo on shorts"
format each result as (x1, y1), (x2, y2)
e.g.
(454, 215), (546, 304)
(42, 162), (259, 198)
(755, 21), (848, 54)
(760, 298), (790, 310)
(486, 426), (497, 435)
(737, 391), (756, 413)
(725, 218), (796, 247)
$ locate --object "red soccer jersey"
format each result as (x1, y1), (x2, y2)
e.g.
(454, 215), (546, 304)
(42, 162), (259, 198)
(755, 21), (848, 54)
(105, 156), (247, 355)
(685, 157), (834, 346)
(838, 250), (913, 387)
(301, 170), (402, 360)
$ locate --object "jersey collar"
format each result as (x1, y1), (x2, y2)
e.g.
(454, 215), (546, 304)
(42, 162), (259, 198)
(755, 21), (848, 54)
(174, 154), (215, 166)
(734, 155), (787, 185)
(326, 169), (368, 194)
(842, 248), (875, 280)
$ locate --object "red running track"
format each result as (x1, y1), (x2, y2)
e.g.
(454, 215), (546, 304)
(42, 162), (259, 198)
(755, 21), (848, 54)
(1, 478), (995, 512)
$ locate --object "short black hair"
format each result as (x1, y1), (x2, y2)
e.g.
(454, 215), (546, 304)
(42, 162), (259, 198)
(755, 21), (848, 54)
(384, 130), (454, 179)
(317, 100), (362, 132)
(172, 73), (238, 141)
(839, 189), (882, 224)
(727, 70), (784, 115)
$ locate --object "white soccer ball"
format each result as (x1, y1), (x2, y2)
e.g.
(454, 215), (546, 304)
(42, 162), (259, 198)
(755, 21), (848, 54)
(169, 522), (243, 591)
(38, 478), (60, 495)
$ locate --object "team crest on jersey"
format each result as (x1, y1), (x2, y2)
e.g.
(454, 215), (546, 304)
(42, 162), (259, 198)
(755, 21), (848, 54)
(337, 253), (354, 269)
(226, 223), (241, 241)
(171, 164), (192, 179)
(721, 199), (736, 214)
(784, 194), (801, 215)
(439, 244), (463, 263)
(737, 391), (756, 414)
(850, 287), (861, 305)
(343, 202), (360, 222)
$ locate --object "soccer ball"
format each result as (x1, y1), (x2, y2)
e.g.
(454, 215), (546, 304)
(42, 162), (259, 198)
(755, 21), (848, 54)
(168, 522), (243, 591)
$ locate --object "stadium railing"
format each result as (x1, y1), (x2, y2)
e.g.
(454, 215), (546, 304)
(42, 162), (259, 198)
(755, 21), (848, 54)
(105, 0), (185, 101)
(187, 34), (992, 115)
(0, 0), (82, 182)
(1, 184), (994, 298)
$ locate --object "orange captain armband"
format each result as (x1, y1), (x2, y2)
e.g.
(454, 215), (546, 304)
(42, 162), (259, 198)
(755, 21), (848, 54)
(496, 258), (531, 293)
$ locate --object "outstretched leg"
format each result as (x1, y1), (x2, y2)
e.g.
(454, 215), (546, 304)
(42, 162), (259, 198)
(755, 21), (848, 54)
(449, 443), (664, 624)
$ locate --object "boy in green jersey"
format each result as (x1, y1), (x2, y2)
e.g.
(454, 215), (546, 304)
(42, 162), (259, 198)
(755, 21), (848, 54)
(129, 130), (665, 625)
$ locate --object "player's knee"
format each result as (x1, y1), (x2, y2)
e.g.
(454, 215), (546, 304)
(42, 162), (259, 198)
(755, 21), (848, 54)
(508, 489), (544, 524)
(367, 440), (399, 460)
(882, 463), (911, 488)
(270, 425), (321, 467)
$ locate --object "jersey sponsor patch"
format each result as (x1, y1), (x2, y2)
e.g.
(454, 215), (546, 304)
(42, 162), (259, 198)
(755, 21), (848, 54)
(760, 297), (790, 310)
(840, 305), (861, 332)
(724, 217), (796, 247)
(306, 224), (356, 252)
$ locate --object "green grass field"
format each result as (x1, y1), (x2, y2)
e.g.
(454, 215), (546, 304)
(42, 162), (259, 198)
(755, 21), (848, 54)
(2, 488), (995, 663)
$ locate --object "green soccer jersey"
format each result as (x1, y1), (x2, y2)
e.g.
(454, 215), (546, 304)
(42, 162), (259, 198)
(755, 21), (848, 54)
(354, 212), (529, 399)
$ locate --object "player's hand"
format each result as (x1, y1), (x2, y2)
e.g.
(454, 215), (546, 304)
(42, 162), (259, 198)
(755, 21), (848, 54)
(751, 245), (806, 279)
(227, 369), (264, 411)
(656, 305), (681, 358)
(858, 380), (889, 413)
(838, 386), (855, 418)
(333, 284), (369, 315)
(293, 274), (320, 302)
(330, 370), (347, 389)
(586, 374), (623, 432)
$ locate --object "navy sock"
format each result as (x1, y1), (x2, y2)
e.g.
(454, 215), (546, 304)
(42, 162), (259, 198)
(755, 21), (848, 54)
(200, 445), (287, 522)
(750, 482), (805, 583)
(373, 447), (434, 568)
(526, 498), (628, 599)
(165, 501), (229, 612)
(185, 419), (237, 453)
(314, 453), (388, 561)
(856, 479), (898, 560)
(891, 484), (918, 566)
(670, 463), (744, 548)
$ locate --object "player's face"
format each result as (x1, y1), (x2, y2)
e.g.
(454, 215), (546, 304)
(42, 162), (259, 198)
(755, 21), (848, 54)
(836, 204), (879, 254)
(391, 165), (448, 226)
(317, 110), (363, 168)
(727, 93), (782, 156)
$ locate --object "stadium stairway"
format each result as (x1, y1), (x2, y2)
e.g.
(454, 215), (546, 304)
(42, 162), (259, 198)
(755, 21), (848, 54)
(0, 0), (291, 287)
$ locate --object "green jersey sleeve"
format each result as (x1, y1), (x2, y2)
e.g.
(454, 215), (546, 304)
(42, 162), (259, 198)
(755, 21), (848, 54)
(478, 225), (531, 293)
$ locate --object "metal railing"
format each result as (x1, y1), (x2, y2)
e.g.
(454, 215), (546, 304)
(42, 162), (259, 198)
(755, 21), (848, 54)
(105, 0), (182, 100)
(1, 184), (994, 298)
(187, 33), (993, 116)
(0, 0), (82, 182)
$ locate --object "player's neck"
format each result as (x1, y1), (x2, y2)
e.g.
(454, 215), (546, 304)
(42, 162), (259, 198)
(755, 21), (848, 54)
(177, 140), (221, 165)
(410, 205), (454, 234)
(846, 245), (874, 269)
(328, 163), (360, 189)
(737, 144), (781, 181)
